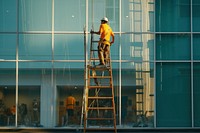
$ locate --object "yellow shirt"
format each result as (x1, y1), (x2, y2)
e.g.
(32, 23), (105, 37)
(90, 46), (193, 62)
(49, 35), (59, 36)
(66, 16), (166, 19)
(66, 96), (76, 109)
(99, 23), (114, 45)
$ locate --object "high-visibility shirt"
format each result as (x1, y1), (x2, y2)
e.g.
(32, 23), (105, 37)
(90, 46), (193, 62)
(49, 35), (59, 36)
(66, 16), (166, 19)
(11, 105), (16, 115)
(66, 96), (76, 109)
(99, 23), (114, 45)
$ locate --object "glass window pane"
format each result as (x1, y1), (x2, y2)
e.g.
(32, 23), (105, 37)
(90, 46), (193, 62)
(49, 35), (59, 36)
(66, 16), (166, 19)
(19, 0), (52, 31)
(156, 0), (190, 32)
(156, 63), (191, 127)
(0, 62), (16, 127)
(55, 62), (84, 127)
(54, 0), (85, 31)
(18, 62), (52, 127)
(0, 34), (16, 60)
(19, 34), (52, 60)
(194, 63), (200, 127)
(88, 0), (119, 32)
(122, 0), (154, 32)
(193, 0), (200, 32)
(156, 34), (191, 60)
(193, 34), (200, 60)
(122, 34), (154, 62)
(121, 62), (154, 127)
(54, 34), (84, 60)
(0, 0), (17, 32)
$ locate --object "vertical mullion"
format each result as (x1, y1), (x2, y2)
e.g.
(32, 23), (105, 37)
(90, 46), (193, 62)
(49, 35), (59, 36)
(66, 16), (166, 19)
(154, 0), (157, 128)
(119, 0), (122, 126)
(16, 0), (19, 127)
(191, 0), (194, 127)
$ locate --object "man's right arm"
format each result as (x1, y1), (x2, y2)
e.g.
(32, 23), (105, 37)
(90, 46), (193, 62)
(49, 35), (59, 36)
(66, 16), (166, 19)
(92, 31), (100, 35)
(91, 25), (102, 35)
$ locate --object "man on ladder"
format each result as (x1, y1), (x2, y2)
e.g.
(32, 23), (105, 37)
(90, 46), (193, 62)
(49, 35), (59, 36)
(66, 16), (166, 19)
(91, 17), (115, 66)
(83, 17), (117, 133)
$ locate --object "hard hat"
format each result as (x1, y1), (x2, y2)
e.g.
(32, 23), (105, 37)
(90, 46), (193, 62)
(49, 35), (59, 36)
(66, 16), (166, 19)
(101, 17), (108, 22)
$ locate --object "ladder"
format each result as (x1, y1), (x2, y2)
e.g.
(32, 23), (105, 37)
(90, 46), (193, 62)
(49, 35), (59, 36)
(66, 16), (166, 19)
(131, 0), (144, 117)
(83, 31), (117, 133)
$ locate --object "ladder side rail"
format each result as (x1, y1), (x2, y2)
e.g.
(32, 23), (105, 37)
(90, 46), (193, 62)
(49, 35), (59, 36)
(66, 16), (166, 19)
(108, 51), (117, 132)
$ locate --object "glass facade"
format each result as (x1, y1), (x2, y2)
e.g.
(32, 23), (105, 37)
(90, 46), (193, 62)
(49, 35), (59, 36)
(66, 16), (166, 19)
(0, 0), (199, 129)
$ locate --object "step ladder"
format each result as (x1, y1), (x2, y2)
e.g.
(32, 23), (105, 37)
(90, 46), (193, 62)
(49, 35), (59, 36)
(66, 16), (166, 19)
(83, 30), (117, 133)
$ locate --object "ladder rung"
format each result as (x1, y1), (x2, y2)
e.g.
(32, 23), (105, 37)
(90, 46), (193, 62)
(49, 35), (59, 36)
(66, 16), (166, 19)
(89, 86), (112, 89)
(88, 66), (110, 70)
(136, 110), (143, 112)
(88, 96), (113, 99)
(86, 117), (114, 120)
(85, 127), (116, 130)
(89, 76), (111, 79)
(90, 58), (110, 60)
(136, 86), (144, 89)
(90, 58), (99, 60)
(91, 49), (98, 51)
(92, 41), (99, 43)
(136, 101), (143, 103)
(88, 107), (114, 110)
(136, 92), (143, 94)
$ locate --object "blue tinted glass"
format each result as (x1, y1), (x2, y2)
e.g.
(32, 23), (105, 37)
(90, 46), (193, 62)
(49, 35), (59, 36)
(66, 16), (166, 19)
(54, 62), (84, 69)
(156, 63), (191, 127)
(194, 63), (200, 127)
(121, 62), (154, 127)
(156, 34), (190, 60)
(122, 34), (154, 63)
(122, 0), (154, 32)
(54, 62), (84, 85)
(19, 0), (52, 31)
(0, 0), (17, 32)
(110, 34), (119, 60)
(54, 34), (84, 60)
(88, 0), (119, 32)
(156, 0), (190, 32)
(0, 34), (16, 60)
(18, 62), (52, 69)
(18, 62), (51, 127)
(54, 0), (85, 31)
(19, 34), (52, 60)
(193, 0), (200, 32)
(193, 34), (200, 60)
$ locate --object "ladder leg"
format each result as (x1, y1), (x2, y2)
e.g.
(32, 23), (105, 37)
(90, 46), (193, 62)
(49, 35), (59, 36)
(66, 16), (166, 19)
(83, 31), (117, 133)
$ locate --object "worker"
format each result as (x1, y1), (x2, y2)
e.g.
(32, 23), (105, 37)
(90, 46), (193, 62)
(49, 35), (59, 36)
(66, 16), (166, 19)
(65, 94), (76, 125)
(10, 105), (16, 116)
(91, 17), (115, 66)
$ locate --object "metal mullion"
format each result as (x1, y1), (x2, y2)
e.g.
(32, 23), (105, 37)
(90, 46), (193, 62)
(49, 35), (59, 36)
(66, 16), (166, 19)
(191, 0), (194, 127)
(15, 0), (19, 127)
(119, 0), (122, 126)
(153, 0), (156, 128)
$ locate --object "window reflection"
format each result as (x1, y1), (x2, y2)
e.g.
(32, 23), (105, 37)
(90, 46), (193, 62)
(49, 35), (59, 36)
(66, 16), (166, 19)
(18, 86), (40, 126)
(57, 86), (82, 126)
(0, 86), (16, 126)
(0, 63), (16, 127)
(122, 0), (154, 32)
(121, 62), (154, 127)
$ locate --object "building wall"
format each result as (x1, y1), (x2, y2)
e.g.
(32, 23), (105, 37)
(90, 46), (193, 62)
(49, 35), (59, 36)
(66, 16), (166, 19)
(0, 0), (200, 129)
